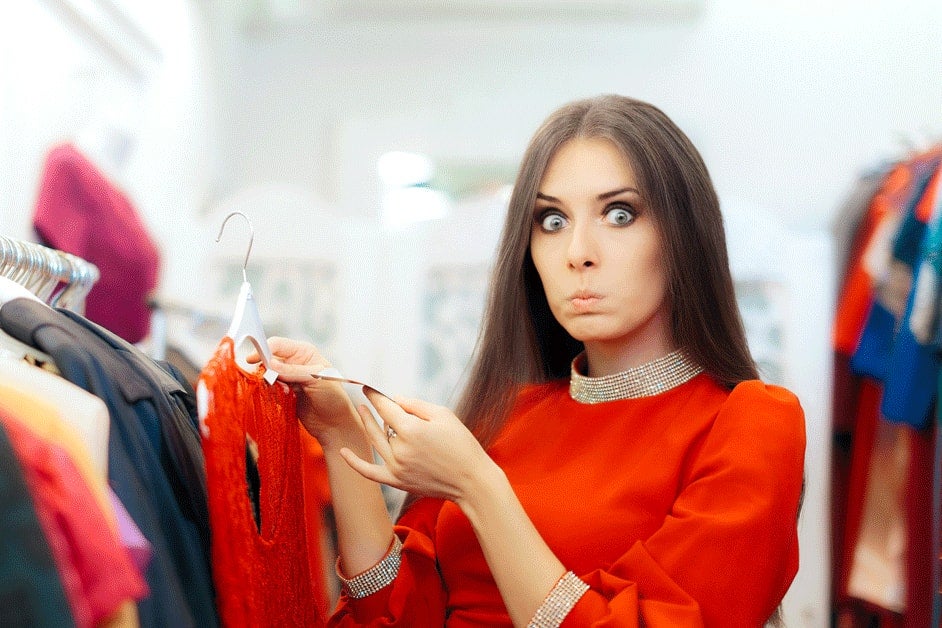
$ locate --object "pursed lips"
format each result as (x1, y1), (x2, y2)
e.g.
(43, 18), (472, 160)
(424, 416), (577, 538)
(568, 291), (603, 313)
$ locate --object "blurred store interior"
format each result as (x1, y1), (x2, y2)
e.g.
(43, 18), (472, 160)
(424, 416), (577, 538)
(2, 1), (941, 626)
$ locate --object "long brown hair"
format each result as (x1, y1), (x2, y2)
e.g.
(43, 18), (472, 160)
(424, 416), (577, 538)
(397, 94), (758, 514)
(455, 94), (757, 446)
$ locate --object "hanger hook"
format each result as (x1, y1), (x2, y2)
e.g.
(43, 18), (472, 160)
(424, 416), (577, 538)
(215, 211), (253, 283)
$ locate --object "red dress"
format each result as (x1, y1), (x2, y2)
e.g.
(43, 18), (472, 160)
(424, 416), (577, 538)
(331, 374), (805, 627)
(199, 338), (325, 627)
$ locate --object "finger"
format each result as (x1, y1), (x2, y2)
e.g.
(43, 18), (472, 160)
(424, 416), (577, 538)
(338, 447), (401, 488)
(356, 404), (393, 461)
(394, 396), (447, 422)
(267, 336), (321, 360)
(362, 387), (409, 432)
(273, 363), (331, 385)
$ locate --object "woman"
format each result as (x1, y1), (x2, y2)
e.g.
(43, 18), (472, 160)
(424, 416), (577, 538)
(268, 95), (805, 627)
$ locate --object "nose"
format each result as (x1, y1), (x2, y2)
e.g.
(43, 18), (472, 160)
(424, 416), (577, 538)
(566, 221), (598, 270)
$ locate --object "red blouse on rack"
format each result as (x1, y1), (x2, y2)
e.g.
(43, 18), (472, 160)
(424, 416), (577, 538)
(199, 338), (325, 627)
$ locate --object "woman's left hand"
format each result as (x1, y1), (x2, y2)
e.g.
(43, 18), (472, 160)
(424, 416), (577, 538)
(339, 389), (498, 503)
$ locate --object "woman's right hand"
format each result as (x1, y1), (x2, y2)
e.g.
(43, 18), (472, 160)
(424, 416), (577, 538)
(263, 336), (361, 445)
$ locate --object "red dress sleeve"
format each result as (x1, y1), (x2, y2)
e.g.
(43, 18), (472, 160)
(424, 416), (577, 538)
(329, 497), (448, 626)
(563, 381), (805, 627)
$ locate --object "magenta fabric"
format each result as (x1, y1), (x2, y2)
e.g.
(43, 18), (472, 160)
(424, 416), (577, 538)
(32, 142), (160, 343)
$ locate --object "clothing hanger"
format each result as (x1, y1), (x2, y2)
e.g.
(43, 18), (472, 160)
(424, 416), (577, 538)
(0, 276), (56, 366)
(216, 212), (278, 385)
(0, 241), (109, 485)
(0, 235), (99, 311)
(0, 236), (102, 370)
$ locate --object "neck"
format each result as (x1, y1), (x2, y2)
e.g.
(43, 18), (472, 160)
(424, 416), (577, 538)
(582, 339), (676, 377)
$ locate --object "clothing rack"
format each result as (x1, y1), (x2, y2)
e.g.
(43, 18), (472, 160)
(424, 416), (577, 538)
(0, 234), (99, 309)
(830, 144), (942, 628)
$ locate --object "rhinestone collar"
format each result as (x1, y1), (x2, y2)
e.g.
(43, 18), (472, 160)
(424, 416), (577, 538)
(569, 350), (703, 404)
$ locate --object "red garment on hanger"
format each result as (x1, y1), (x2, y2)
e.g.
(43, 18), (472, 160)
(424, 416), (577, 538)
(199, 338), (325, 627)
(32, 142), (160, 343)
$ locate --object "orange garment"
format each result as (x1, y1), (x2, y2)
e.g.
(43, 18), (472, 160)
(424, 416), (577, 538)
(0, 385), (114, 529)
(198, 338), (325, 627)
(331, 374), (805, 627)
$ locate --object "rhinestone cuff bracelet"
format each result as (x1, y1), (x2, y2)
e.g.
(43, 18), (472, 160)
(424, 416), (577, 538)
(337, 535), (403, 599)
(569, 350), (703, 404)
(527, 571), (590, 628)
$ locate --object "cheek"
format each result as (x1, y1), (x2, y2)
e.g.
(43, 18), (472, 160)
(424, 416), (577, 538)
(621, 245), (668, 299)
(635, 233), (666, 274)
(529, 242), (553, 286)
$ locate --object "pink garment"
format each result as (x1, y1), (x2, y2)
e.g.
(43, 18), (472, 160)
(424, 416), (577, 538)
(1, 412), (148, 628)
(109, 488), (153, 577)
(32, 142), (160, 343)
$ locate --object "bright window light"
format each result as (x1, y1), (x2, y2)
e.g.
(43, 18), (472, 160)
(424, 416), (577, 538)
(377, 151), (435, 187)
(382, 186), (450, 228)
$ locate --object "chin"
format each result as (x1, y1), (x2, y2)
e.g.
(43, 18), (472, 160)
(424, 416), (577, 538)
(561, 324), (613, 345)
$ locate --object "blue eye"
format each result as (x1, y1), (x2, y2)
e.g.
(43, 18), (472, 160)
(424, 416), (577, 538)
(605, 207), (635, 226)
(540, 213), (568, 232)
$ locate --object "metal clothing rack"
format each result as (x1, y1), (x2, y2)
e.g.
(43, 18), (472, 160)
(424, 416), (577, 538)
(0, 234), (100, 310)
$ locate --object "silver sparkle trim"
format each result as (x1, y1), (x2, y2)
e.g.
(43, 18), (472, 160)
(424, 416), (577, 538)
(569, 350), (703, 403)
(337, 535), (403, 599)
(527, 571), (590, 628)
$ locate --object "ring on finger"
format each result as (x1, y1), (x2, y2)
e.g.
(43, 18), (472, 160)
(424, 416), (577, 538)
(385, 424), (397, 441)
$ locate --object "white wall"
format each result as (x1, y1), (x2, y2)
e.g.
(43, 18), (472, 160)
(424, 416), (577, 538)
(210, 0), (941, 229)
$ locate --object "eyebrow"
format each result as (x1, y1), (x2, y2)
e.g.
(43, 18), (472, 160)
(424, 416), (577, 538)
(536, 187), (641, 203)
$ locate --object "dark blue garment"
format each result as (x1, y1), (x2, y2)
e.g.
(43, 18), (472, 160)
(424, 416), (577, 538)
(0, 298), (218, 628)
(880, 167), (942, 428)
(0, 416), (75, 628)
(850, 157), (938, 387)
(850, 301), (896, 381)
(880, 289), (940, 427)
(57, 308), (209, 545)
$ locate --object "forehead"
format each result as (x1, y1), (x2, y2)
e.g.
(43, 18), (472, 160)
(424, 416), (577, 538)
(539, 137), (637, 193)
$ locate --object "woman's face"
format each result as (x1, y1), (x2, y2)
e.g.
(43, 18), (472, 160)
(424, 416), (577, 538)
(529, 137), (673, 366)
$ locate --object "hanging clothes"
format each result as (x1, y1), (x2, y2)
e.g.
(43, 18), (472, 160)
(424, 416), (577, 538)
(197, 337), (325, 627)
(56, 308), (210, 535)
(832, 147), (942, 628)
(32, 143), (160, 343)
(0, 409), (145, 627)
(0, 297), (217, 628)
(0, 416), (74, 628)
